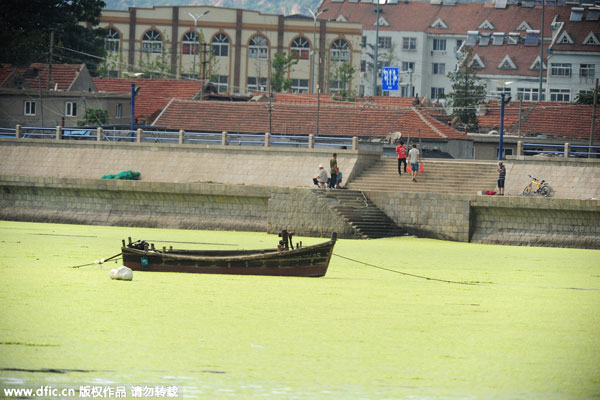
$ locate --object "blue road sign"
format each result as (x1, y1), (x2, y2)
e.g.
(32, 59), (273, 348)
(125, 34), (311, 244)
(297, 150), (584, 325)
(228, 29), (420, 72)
(381, 67), (399, 91)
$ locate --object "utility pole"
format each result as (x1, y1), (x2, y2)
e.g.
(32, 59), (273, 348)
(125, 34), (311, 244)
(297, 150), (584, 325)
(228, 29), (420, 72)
(47, 30), (54, 91)
(539, 0), (545, 101)
(306, 6), (327, 94)
(372, 1), (380, 96)
(589, 78), (598, 158)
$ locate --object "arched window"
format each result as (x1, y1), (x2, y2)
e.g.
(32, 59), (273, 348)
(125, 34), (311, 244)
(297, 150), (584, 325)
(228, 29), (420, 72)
(105, 28), (120, 52)
(331, 39), (349, 62)
(249, 35), (268, 59)
(291, 37), (310, 60)
(212, 33), (229, 57)
(182, 31), (199, 55)
(142, 30), (162, 54)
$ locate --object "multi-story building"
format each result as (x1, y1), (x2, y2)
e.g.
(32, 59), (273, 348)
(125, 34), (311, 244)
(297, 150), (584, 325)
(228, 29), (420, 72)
(319, 0), (599, 102)
(99, 6), (362, 95)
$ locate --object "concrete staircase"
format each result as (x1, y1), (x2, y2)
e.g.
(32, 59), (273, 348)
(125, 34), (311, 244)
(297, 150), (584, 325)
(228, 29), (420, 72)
(315, 189), (407, 238)
(347, 158), (499, 194)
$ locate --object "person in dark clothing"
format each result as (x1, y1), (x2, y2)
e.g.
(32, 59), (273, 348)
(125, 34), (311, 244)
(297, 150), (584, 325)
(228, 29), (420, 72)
(329, 153), (338, 189)
(497, 162), (506, 195)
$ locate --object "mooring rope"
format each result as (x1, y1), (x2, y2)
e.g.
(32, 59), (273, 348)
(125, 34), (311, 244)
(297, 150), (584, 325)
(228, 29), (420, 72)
(69, 253), (122, 269)
(333, 253), (482, 285)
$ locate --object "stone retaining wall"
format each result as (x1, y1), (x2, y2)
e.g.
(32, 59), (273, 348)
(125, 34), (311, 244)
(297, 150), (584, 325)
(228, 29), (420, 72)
(366, 191), (600, 249)
(0, 139), (380, 188)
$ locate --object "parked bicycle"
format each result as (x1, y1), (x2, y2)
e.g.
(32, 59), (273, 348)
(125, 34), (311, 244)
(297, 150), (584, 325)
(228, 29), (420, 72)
(522, 175), (553, 197)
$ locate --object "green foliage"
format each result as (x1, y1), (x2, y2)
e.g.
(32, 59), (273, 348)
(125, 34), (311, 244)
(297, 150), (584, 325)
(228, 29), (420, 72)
(270, 52), (299, 93)
(574, 91), (598, 105)
(0, 0), (107, 74)
(78, 108), (109, 126)
(331, 62), (357, 100)
(446, 48), (487, 126)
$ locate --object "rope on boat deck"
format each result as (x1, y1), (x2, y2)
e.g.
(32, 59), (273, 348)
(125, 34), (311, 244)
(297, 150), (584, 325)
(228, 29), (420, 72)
(69, 253), (122, 269)
(333, 253), (482, 286)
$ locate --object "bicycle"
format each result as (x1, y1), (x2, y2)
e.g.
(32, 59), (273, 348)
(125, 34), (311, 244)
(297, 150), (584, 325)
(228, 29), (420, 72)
(522, 175), (553, 197)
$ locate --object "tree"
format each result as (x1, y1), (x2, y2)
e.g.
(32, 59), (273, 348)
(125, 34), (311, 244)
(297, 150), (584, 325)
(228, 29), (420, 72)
(0, 0), (107, 74)
(270, 51), (298, 93)
(78, 108), (108, 126)
(574, 90), (598, 105)
(446, 48), (487, 125)
(331, 61), (357, 100)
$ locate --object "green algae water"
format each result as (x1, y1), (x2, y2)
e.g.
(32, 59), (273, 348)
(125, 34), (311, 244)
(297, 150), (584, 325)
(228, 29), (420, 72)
(0, 220), (599, 399)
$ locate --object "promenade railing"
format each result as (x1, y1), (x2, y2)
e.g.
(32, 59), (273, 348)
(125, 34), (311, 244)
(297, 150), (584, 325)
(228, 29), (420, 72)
(4, 125), (357, 150)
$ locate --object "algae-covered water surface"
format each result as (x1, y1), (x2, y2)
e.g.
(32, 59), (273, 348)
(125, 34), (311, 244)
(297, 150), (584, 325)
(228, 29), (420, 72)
(0, 221), (599, 399)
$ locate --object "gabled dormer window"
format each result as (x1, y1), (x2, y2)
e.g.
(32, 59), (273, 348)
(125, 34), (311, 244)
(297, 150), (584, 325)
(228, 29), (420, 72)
(478, 20), (495, 30)
(516, 21), (533, 31)
(556, 31), (574, 44)
(582, 32), (600, 45)
(529, 56), (545, 71)
(469, 54), (485, 69)
(336, 15), (347, 22)
(498, 55), (517, 70)
(375, 16), (390, 27)
(431, 18), (448, 29)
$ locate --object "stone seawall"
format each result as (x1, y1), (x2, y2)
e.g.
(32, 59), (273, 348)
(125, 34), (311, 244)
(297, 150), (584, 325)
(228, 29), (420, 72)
(1, 176), (598, 248)
(367, 191), (600, 248)
(0, 139), (380, 188)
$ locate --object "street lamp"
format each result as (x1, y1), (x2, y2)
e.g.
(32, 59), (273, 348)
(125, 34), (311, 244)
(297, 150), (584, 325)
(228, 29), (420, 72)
(306, 6), (327, 94)
(188, 10), (210, 78)
(494, 80), (513, 160)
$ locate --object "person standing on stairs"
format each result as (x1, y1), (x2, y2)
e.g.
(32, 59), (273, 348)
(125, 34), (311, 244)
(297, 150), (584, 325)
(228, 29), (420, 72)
(408, 144), (421, 182)
(497, 162), (506, 195)
(395, 140), (407, 176)
(329, 153), (339, 189)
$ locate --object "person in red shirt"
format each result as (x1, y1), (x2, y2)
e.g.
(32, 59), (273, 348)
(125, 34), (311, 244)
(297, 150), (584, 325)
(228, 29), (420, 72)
(395, 140), (407, 176)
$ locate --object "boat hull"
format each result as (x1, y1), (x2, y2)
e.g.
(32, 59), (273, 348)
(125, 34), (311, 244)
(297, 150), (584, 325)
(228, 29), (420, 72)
(121, 236), (336, 277)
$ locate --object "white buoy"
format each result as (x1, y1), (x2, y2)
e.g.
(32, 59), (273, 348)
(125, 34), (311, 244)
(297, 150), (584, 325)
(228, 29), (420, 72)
(109, 266), (133, 281)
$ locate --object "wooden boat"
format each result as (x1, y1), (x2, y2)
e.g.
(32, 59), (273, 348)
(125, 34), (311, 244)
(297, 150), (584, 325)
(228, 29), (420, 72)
(121, 230), (336, 277)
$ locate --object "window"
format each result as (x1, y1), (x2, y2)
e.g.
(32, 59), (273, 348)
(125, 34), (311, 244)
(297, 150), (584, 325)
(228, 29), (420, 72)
(116, 104), (123, 119)
(329, 79), (347, 94)
(433, 63), (445, 75)
(212, 33), (229, 57)
(580, 64), (595, 78)
(433, 39), (446, 51)
(291, 79), (309, 93)
(550, 88), (570, 102)
(105, 28), (120, 52)
(401, 62), (414, 72)
(291, 37), (310, 60)
(551, 63), (572, 77)
(142, 30), (162, 53)
(247, 77), (267, 92)
(401, 86), (414, 97)
(24, 101), (36, 116)
(331, 39), (350, 62)
(402, 37), (416, 50)
(361, 36), (367, 48)
(378, 36), (392, 49)
(360, 60), (366, 72)
(65, 102), (77, 117)
(455, 39), (464, 51)
(496, 87), (511, 96)
(182, 31), (199, 56)
(213, 75), (228, 93)
(431, 87), (445, 99)
(517, 87), (542, 101)
(107, 70), (119, 78)
(249, 35), (268, 59)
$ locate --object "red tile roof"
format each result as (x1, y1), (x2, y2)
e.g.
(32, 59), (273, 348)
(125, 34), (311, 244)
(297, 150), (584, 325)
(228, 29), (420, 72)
(153, 97), (469, 140)
(466, 41), (550, 78)
(550, 18), (600, 53)
(319, 1), (561, 35)
(17, 64), (85, 91)
(93, 78), (204, 121)
(478, 100), (600, 140)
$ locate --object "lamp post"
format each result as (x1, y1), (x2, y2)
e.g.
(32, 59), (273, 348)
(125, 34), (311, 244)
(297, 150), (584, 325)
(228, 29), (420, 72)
(372, 0), (381, 96)
(494, 80), (513, 160)
(188, 10), (210, 78)
(306, 6), (327, 94)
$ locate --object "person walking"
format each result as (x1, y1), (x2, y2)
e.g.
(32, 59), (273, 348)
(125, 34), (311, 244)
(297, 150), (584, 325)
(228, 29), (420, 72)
(497, 162), (506, 195)
(395, 140), (407, 176)
(408, 144), (421, 182)
(329, 153), (339, 189)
